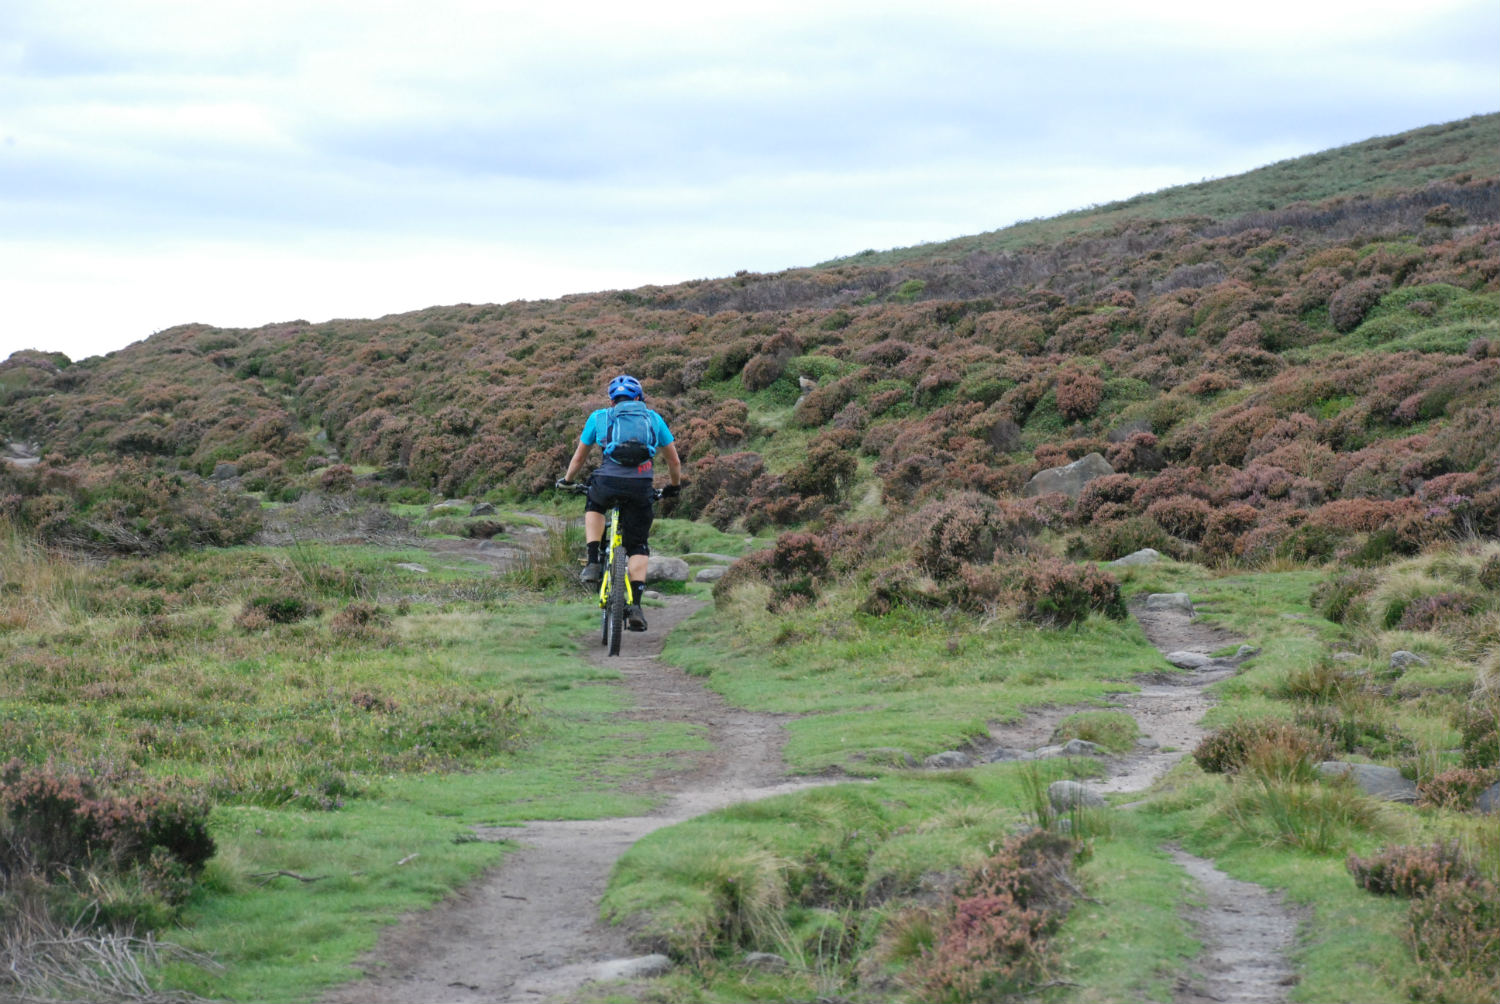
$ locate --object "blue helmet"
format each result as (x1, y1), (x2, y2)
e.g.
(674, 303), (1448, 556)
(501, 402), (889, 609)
(608, 374), (643, 401)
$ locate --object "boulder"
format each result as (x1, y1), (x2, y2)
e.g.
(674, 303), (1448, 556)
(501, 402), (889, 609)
(1022, 452), (1114, 500)
(986, 747), (1038, 762)
(1109, 548), (1162, 567)
(1062, 739), (1107, 756)
(1165, 651), (1214, 669)
(1477, 782), (1500, 815)
(469, 501), (498, 516)
(428, 499), (468, 515)
(595, 955), (673, 980)
(924, 751), (973, 769)
(694, 566), (729, 583)
(1389, 650), (1429, 670)
(210, 462), (239, 481)
(1145, 592), (1195, 615)
(744, 952), (790, 971)
(1048, 780), (1105, 811)
(1317, 761), (1418, 803)
(646, 556), (691, 583)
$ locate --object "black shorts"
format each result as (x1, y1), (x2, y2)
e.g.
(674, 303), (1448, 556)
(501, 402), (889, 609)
(585, 476), (655, 557)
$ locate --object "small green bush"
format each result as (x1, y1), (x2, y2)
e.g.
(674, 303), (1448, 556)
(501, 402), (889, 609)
(1016, 558), (1126, 627)
(1193, 719), (1334, 774)
(1051, 711), (1140, 753)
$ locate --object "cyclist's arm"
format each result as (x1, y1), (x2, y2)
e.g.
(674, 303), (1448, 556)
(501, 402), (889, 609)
(658, 441), (682, 487)
(563, 439), (593, 482)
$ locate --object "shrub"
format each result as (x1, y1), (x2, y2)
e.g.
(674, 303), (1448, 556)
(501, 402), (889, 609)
(1396, 591), (1480, 632)
(1051, 711), (1139, 753)
(1311, 571), (1377, 624)
(1455, 700), (1499, 769)
(912, 493), (1036, 581)
(1075, 474), (1139, 524)
(1418, 768), (1500, 811)
(1347, 842), (1476, 898)
(319, 463), (356, 492)
(1329, 276), (1391, 333)
(1055, 368), (1104, 422)
(1193, 719), (1334, 774)
(1146, 494), (1211, 541)
(907, 830), (1079, 1003)
(1405, 877), (1500, 1003)
(238, 594), (319, 627)
(1016, 558), (1126, 627)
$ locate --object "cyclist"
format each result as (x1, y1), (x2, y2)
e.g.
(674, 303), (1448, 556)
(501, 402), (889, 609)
(557, 374), (682, 632)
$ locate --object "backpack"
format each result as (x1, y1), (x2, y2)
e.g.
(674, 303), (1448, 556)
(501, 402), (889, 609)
(603, 400), (657, 467)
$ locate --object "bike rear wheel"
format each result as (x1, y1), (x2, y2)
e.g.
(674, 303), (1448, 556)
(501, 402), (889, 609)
(606, 542), (627, 656)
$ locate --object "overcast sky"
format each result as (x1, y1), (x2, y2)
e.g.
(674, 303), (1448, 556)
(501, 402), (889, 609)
(2, 0), (1495, 361)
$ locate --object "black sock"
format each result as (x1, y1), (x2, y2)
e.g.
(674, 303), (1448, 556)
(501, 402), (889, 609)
(630, 581), (645, 602)
(587, 541), (601, 563)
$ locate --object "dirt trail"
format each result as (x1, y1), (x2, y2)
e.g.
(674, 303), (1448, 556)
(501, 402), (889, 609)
(322, 596), (824, 1004)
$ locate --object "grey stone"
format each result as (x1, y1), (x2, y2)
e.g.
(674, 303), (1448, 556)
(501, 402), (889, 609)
(1109, 548), (1162, 566)
(1332, 651), (1362, 663)
(1389, 650), (1429, 670)
(1317, 761), (1419, 803)
(694, 566), (729, 582)
(395, 562), (429, 573)
(1165, 651), (1214, 669)
(428, 499), (468, 515)
(798, 375), (818, 392)
(1062, 739), (1107, 756)
(986, 747), (1038, 762)
(468, 501), (498, 516)
(1032, 744), (1067, 758)
(210, 462), (239, 481)
(1022, 452), (1114, 500)
(1145, 592), (1195, 615)
(1048, 780), (1106, 811)
(924, 751), (973, 769)
(744, 952), (790, 971)
(1235, 645), (1260, 660)
(646, 556), (691, 583)
(595, 954), (674, 980)
(643, 590), (663, 601)
(1477, 782), (1500, 815)
(1135, 736), (1161, 750)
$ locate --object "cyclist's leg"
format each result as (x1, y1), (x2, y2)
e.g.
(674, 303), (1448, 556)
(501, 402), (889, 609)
(618, 486), (654, 630)
(581, 484), (612, 583)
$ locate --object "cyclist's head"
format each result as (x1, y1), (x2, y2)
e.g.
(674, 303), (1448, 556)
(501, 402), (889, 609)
(608, 374), (644, 402)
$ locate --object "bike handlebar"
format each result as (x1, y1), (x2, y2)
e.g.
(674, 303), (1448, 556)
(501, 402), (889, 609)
(556, 477), (666, 501)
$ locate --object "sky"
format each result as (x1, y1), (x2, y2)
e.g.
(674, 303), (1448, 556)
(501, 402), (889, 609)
(2, 0), (1496, 362)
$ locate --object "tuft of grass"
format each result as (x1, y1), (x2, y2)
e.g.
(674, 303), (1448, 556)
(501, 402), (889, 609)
(1051, 710), (1141, 754)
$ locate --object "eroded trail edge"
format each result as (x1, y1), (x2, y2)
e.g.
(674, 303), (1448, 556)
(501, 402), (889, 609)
(323, 596), (821, 1004)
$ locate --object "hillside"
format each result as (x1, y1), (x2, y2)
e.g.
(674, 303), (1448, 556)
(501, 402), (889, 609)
(2, 112), (1500, 1003)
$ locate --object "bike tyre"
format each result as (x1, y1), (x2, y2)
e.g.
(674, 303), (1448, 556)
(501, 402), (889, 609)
(606, 543), (627, 656)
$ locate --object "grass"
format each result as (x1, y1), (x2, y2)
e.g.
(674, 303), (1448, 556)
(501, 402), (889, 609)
(0, 539), (710, 1002)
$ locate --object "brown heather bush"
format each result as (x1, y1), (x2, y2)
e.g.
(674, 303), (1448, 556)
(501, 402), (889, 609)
(1348, 841), (1477, 899)
(1104, 431), (1163, 473)
(1193, 719), (1335, 775)
(911, 493), (1036, 581)
(1418, 767), (1500, 810)
(1328, 276), (1392, 332)
(1016, 557), (1126, 627)
(1146, 494), (1212, 541)
(906, 830), (1079, 1003)
(1075, 474), (1140, 524)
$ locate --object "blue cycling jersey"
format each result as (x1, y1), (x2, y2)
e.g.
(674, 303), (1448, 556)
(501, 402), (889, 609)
(580, 406), (674, 479)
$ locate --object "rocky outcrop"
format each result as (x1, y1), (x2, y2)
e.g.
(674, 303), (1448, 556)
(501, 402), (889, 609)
(1022, 452), (1113, 499)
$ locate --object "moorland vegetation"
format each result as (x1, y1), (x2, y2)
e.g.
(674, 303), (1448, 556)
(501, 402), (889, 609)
(1, 111), (1498, 1002)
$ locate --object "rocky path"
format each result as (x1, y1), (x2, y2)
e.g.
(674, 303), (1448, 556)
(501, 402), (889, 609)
(322, 596), (823, 1004)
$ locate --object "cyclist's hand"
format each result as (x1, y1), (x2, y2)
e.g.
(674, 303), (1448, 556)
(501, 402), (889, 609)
(660, 483), (681, 498)
(555, 478), (575, 491)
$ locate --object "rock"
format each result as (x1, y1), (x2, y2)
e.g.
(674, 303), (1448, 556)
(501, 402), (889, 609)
(1235, 645), (1260, 660)
(1135, 736), (1161, 750)
(210, 462), (239, 481)
(1389, 650), (1429, 670)
(924, 751), (973, 769)
(1477, 782), (1500, 815)
(1022, 452), (1114, 500)
(645, 556), (691, 583)
(595, 954), (674, 980)
(428, 499), (468, 515)
(1048, 780), (1105, 811)
(744, 951), (789, 971)
(1062, 739), (1107, 756)
(469, 501), (497, 516)
(694, 566), (729, 583)
(1145, 592), (1195, 615)
(1032, 744), (1067, 758)
(987, 747), (1038, 762)
(798, 376), (818, 392)
(1165, 651), (1214, 669)
(1109, 548), (1162, 566)
(1316, 762), (1419, 803)
(1332, 651), (1362, 662)
(395, 563), (429, 573)
(643, 590), (663, 601)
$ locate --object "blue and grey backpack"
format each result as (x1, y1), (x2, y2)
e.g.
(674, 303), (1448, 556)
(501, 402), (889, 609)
(604, 400), (657, 467)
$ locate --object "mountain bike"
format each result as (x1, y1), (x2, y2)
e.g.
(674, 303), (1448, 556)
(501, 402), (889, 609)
(559, 479), (660, 657)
